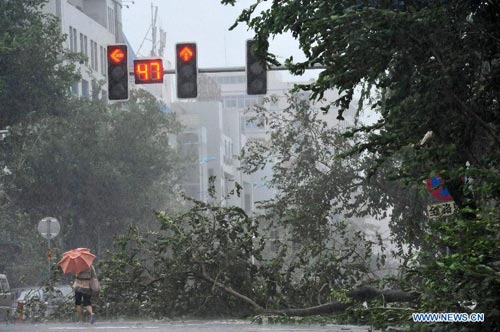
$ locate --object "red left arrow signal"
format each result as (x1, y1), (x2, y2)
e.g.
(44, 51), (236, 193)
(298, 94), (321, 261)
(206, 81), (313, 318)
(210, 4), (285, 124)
(110, 48), (125, 64)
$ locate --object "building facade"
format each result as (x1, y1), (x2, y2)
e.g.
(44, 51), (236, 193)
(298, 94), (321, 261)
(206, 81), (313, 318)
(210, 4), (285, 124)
(173, 71), (352, 213)
(44, 0), (125, 99)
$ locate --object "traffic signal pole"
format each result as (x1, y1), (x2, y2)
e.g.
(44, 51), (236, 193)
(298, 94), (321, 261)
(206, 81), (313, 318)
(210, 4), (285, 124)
(145, 64), (327, 75)
(128, 64), (326, 99)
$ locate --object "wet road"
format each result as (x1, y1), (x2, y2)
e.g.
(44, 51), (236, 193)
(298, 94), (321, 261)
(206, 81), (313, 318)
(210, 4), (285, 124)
(1, 320), (371, 332)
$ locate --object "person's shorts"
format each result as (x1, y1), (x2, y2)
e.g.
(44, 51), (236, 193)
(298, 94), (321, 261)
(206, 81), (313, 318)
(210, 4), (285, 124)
(75, 290), (91, 306)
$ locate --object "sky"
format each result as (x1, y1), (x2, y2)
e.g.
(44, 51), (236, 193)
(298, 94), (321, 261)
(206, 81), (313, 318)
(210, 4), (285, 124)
(121, 0), (315, 80)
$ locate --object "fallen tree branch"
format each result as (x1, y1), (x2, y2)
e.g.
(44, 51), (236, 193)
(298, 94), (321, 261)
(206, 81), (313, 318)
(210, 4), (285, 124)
(267, 301), (350, 316)
(348, 286), (419, 303)
(200, 264), (265, 312)
(200, 267), (419, 316)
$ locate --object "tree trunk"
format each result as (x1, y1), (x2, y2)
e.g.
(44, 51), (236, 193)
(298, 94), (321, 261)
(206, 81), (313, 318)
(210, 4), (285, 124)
(201, 268), (419, 316)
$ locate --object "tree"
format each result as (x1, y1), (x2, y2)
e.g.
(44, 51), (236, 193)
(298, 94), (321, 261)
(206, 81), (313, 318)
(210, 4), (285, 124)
(221, 0), (499, 206)
(221, 0), (500, 329)
(1, 90), (183, 285)
(0, 0), (79, 128)
(241, 93), (427, 262)
(0, 0), (80, 286)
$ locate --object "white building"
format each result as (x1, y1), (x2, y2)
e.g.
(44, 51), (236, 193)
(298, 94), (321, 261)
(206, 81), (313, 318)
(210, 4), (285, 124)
(172, 71), (350, 213)
(44, 0), (125, 99)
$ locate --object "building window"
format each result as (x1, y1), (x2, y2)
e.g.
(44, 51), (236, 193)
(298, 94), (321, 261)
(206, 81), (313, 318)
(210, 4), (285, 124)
(224, 99), (237, 109)
(214, 75), (246, 85)
(79, 33), (83, 54)
(223, 96), (259, 109)
(71, 82), (79, 95)
(84, 35), (88, 63)
(244, 193), (252, 213)
(237, 98), (245, 108)
(100, 46), (106, 76)
(95, 42), (98, 71)
(80, 34), (88, 63)
(92, 41), (96, 70)
(90, 40), (95, 70)
(68, 27), (78, 52)
(90, 40), (98, 71)
(223, 140), (233, 165)
(107, 8), (111, 31)
(81, 80), (89, 98)
(108, 7), (115, 34)
(73, 28), (77, 52)
(69, 26), (74, 51)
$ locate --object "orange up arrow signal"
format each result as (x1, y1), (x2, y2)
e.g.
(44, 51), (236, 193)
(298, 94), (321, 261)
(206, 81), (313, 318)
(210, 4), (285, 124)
(179, 46), (194, 62)
(110, 48), (125, 64)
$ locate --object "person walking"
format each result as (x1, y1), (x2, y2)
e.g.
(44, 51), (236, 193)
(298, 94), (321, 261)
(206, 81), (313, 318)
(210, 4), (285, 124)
(73, 264), (97, 324)
(58, 248), (99, 324)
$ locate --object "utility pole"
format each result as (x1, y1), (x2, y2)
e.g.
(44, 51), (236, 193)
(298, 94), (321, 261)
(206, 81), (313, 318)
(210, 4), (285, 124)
(150, 3), (158, 57)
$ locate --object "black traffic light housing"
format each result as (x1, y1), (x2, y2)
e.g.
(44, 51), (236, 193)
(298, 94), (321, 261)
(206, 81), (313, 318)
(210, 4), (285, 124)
(246, 39), (267, 95)
(107, 45), (129, 101)
(176, 43), (197, 99)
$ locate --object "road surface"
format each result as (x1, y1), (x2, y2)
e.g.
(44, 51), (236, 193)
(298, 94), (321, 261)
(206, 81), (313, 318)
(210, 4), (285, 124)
(1, 320), (371, 332)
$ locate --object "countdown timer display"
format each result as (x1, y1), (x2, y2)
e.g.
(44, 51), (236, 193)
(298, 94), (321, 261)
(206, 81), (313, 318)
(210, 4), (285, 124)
(134, 59), (164, 84)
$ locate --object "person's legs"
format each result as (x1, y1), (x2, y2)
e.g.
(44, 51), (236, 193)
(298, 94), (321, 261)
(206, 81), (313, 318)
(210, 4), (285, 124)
(75, 291), (83, 322)
(82, 294), (95, 324)
(88, 307), (96, 324)
(75, 305), (82, 322)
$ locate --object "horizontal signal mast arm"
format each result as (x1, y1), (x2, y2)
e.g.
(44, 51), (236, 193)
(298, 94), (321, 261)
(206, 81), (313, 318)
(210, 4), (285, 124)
(128, 64), (327, 75)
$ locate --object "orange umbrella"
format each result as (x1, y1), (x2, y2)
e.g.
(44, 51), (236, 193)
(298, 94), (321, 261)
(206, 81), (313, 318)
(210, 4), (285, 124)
(57, 248), (96, 274)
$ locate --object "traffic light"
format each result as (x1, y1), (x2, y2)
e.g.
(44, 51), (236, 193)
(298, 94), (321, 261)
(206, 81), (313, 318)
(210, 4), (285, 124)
(176, 43), (197, 99)
(134, 59), (164, 84)
(246, 39), (267, 95)
(107, 45), (128, 100)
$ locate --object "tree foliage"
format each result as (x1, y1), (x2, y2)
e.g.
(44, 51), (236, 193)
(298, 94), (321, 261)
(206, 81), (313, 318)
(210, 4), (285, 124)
(1, 90), (183, 285)
(240, 94), (427, 248)
(222, 0), (499, 203)
(100, 184), (380, 318)
(405, 207), (500, 331)
(101, 190), (262, 318)
(0, 0), (79, 128)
